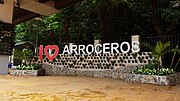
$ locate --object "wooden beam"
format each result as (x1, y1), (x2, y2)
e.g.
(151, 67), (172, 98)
(12, 11), (40, 25)
(19, 0), (60, 16)
(54, 0), (83, 9)
(38, 0), (48, 3)
(0, 0), (14, 24)
(4, 0), (84, 25)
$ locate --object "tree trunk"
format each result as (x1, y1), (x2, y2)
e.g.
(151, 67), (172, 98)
(152, 0), (162, 35)
(98, 6), (108, 43)
(64, 19), (70, 43)
(76, 23), (80, 45)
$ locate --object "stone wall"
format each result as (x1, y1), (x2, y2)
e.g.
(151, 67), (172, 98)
(30, 52), (154, 71)
(28, 52), (180, 85)
(123, 73), (180, 86)
(41, 63), (180, 86)
(42, 63), (142, 78)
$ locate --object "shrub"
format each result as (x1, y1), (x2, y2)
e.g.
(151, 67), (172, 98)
(142, 41), (179, 72)
(16, 64), (42, 70)
(131, 64), (175, 76)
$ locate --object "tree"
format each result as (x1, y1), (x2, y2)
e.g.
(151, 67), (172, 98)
(0, 22), (15, 55)
(15, 0), (180, 45)
(152, 0), (162, 35)
(14, 49), (33, 65)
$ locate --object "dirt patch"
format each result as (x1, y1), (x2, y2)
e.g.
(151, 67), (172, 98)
(0, 75), (180, 101)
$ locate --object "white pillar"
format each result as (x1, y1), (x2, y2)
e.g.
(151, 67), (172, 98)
(94, 40), (101, 53)
(69, 43), (74, 54)
(131, 35), (140, 53)
(0, 55), (9, 74)
(11, 49), (14, 65)
(131, 35), (140, 42)
(49, 49), (52, 56)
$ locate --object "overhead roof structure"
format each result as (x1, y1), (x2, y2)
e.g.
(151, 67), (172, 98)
(0, 0), (83, 25)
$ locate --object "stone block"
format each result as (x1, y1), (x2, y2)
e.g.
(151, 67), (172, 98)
(10, 69), (45, 76)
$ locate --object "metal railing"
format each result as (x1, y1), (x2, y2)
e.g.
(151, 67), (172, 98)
(141, 34), (180, 68)
(141, 34), (180, 47)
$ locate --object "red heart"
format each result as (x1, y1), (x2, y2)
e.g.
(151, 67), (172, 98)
(44, 45), (59, 61)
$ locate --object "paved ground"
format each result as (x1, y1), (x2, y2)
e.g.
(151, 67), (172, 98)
(0, 75), (180, 101)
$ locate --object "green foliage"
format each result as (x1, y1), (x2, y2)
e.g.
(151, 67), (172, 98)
(16, 64), (42, 70)
(14, 0), (180, 45)
(162, 0), (180, 23)
(13, 0), (140, 45)
(143, 41), (179, 71)
(153, 41), (171, 63)
(159, 0), (180, 34)
(14, 49), (33, 62)
(93, 0), (128, 6)
(162, 9), (180, 23)
(14, 13), (63, 46)
(132, 64), (175, 76)
(0, 22), (15, 55)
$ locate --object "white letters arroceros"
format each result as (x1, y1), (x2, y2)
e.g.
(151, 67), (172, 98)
(62, 41), (140, 54)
